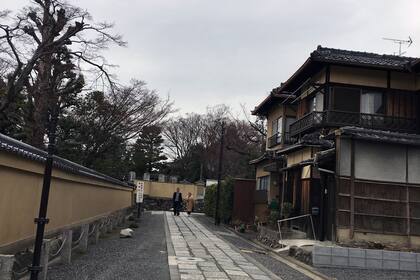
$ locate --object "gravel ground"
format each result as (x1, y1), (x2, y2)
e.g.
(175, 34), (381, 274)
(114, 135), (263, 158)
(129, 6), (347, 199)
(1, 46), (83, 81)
(195, 215), (311, 280)
(47, 212), (170, 280)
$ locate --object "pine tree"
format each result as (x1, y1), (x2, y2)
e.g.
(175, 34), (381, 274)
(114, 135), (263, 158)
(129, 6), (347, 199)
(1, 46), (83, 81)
(132, 125), (167, 175)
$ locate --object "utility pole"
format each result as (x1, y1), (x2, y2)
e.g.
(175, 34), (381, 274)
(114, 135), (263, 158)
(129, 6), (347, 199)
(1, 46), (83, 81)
(29, 109), (58, 280)
(214, 121), (225, 226)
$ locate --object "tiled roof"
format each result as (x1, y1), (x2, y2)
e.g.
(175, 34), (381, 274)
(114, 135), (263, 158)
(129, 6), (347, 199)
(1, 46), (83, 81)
(0, 133), (132, 188)
(311, 46), (418, 70)
(253, 46), (420, 116)
(334, 126), (420, 146)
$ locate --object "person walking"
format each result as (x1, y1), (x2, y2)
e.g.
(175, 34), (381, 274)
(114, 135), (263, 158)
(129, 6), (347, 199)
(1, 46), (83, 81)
(186, 192), (195, 216)
(172, 187), (183, 216)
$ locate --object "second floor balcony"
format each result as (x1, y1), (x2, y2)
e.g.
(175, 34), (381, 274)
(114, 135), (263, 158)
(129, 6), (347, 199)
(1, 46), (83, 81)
(290, 110), (418, 136)
(268, 132), (296, 148)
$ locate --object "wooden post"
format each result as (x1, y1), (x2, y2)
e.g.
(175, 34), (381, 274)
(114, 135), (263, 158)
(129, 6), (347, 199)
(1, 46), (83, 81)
(0, 255), (14, 280)
(107, 219), (113, 233)
(61, 230), (73, 265)
(279, 170), (286, 219)
(119, 214), (124, 226)
(406, 146), (411, 245)
(79, 224), (89, 253)
(100, 218), (107, 236)
(350, 138), (355, 239)
(94, 223), (100, 244)
(40, 239), (51, 280)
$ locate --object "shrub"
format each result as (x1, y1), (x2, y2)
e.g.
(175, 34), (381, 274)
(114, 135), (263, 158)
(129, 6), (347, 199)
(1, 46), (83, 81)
(203, 178), (234, 224)
(268, 210), (280, 227)
(281, 202), (294, 219)
(204, 184), (216, 217)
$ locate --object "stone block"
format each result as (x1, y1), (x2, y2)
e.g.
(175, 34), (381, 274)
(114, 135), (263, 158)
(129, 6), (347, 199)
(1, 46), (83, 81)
(331, 247), (349, 267)
(332, 256), (348, 266)
(348, 248), (365, 258)
(399, 252), (417, 271)
(366, 249), (382, 259)
(313, 246), (332, 266)
(400, 261), (417, 271)
(383, 259), (399, 270)
(366, 258), (382, 269)
(313, 254), (332, 266)
(366, 249), (383, 269)
(383, 250), (399, 260)
(382, 250), (399, 270)
(399, 252), (416, 262)
(348, 248), (365, 268)
(417, 253), (420, 271)
(314, 245), (332, 255)
(332, 247), (349, 257)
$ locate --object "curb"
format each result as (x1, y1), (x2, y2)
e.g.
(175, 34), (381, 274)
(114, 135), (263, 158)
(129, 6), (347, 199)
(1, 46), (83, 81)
(164, 212), (180, 280)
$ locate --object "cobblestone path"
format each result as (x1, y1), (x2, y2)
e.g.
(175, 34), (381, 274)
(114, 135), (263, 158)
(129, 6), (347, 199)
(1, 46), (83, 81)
(166, 212), (279, 280)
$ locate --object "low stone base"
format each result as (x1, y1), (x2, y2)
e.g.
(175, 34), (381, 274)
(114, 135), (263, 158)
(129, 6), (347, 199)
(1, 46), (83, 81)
(312, 245), (420, 271)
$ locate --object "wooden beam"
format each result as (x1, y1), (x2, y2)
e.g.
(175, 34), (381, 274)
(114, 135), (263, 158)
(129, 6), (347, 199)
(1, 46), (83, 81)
(406, 146), (411, 244)
(350, 138), (355, 239)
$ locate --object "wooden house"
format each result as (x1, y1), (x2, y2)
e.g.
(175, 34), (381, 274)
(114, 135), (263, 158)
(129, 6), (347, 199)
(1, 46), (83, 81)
(251, 46), (420, 247)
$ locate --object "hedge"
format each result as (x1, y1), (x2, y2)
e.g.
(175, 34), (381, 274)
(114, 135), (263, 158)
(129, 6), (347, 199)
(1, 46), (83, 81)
(204, 178), (233, 224)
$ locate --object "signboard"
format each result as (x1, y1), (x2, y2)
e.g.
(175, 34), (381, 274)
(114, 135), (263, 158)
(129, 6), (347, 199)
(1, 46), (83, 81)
(136, 181), (144, 203)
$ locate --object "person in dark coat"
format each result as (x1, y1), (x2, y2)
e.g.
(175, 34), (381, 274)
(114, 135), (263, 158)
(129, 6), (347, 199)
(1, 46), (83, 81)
(172, 187), (183, 216)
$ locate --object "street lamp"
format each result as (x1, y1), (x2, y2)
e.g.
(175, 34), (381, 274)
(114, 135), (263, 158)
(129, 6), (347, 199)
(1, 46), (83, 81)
(29, 110), (59, 280)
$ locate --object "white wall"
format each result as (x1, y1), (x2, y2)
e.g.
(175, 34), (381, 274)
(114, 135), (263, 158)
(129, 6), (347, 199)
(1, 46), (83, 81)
(338, 138), (420, 184)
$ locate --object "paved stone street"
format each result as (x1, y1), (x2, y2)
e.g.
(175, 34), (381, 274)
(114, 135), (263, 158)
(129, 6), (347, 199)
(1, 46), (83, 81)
(166, 212), (277, 280)
(44, 211), (420, 280)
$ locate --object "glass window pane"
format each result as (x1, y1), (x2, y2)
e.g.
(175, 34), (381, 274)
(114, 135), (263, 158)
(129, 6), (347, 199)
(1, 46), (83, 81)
(309, 96), (316, 112)
(361, 91), (384, 114)
(332, 87), (360, 112)
(277, 117), (283, 135)
(272, 119), (278, 134)
(315, 92), (324, 111)
(285, 117), (296, 133)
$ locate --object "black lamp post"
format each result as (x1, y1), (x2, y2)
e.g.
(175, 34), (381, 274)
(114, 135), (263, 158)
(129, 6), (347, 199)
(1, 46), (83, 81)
(29, 110), (58, 280)
(214, 121), (225, 226)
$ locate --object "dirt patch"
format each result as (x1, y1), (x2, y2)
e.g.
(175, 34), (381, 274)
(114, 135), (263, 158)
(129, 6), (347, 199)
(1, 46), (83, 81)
(338, 240), (420, 253)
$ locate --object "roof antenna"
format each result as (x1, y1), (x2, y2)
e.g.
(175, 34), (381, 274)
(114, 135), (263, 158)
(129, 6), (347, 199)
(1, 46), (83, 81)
(382, 36), (413, 56)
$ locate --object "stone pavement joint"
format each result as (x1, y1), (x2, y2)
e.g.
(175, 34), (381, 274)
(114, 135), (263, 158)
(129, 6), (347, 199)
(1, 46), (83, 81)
(166, 212), (278, 280)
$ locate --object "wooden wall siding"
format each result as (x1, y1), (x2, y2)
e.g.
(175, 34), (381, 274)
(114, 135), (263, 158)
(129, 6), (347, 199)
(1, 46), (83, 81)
(297, 99), (308, 118)
(386, 92), (418, 119)
(301, 180), (310, 214)
(336, 178), (420, 236)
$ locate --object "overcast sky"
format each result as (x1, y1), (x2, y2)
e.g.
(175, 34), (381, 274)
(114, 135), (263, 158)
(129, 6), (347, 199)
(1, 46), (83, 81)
(4, 0), (420, 115)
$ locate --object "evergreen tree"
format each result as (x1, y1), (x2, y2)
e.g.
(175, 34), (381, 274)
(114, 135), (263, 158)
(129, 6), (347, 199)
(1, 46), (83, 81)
(132, 125), (167, 175)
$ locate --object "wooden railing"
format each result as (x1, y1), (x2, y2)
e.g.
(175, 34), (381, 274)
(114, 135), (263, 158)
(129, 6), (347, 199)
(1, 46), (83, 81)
(268, 132), (296, 148)
(289, 111), (325, 136)
(290, 110), (417, 136)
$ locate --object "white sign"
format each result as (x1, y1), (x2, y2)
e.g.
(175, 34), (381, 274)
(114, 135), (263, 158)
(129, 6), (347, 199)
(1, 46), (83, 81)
(136, 181), (144, 203)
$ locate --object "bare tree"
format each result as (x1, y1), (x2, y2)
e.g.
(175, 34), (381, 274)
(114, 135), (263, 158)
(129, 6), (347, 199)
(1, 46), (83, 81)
(162, 105), (264, 180)
(163, 113), (204, 160)
(59, 79), (173, 167)
(0, 0), (126, 147)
